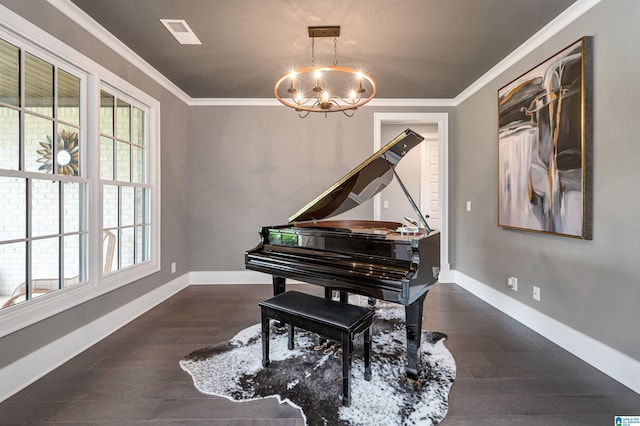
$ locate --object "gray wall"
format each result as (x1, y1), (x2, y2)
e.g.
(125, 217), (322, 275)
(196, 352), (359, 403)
(188, 106), (452, 271)
(0, 1), (190, 368)
(452, 0), (640, 360)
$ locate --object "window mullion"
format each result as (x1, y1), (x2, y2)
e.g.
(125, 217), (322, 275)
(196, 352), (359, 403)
(58, 181), (64, 291)
(19, 47), (25, 173)
(25, 178), (32, 301)
(87, 74), (102, 284)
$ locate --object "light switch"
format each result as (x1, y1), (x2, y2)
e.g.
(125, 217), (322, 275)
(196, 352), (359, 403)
(383, 200), (389, 209)
(466, 201), (471, 211)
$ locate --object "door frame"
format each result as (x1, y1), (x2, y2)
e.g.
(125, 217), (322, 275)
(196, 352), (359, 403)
(373, 112), (451, 280)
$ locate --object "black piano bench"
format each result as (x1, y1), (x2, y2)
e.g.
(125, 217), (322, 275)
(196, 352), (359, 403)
(259, 290), (374, 407)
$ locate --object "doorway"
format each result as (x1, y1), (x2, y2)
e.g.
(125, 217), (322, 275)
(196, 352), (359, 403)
(373, 113), (450, 279)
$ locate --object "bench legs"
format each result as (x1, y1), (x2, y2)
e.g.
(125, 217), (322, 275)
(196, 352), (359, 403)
(341, 331), (352, 406)
(364, 327), (372, 381)
(261, 317), (373, 407)
(287, 324), (294, 350)
(261, 314), (270, 368)
(260, 289), (373, 408)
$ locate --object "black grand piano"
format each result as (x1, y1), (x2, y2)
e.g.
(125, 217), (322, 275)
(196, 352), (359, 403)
(245, 128), (440, 380)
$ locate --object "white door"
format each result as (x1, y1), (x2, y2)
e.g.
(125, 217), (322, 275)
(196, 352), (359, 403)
(378, 123), (439, 231)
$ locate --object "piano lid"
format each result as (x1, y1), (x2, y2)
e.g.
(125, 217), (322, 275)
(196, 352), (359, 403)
(289, 128), (425, 223)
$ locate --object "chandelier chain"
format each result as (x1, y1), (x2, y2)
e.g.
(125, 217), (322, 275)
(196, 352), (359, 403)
(311, 37), (316, 67)
(333, 37), (338, 66)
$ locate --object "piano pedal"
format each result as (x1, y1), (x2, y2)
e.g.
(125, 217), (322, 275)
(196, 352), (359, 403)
(333, 347), (343, 359)
(274, 322), (287, 333)
(314, 340), (329, 351)
(323, 343), (338, 355)
(401, 377), (423, 391)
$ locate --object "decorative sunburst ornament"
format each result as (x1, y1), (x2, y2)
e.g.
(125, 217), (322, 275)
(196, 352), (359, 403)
(37, 129), (79, 175)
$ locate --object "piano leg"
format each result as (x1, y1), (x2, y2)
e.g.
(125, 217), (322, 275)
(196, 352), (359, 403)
(272, 277), (287, 329)
(404, 291), (428, 380)
(272, 276), (286, 295)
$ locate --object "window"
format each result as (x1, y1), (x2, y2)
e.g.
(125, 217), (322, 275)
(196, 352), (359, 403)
(0, 27), (159, 321)
(0, 38), (88, 309)
(99, 89), (151, 273)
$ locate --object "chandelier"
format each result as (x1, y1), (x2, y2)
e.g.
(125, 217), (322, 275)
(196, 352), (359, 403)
(274, 26), (376, 118)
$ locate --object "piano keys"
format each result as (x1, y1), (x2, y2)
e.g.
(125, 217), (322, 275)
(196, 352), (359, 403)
(245, 128), (440, 380)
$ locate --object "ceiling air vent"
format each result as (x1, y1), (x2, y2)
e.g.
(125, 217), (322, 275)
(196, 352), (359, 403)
(160, 19), (201, 45)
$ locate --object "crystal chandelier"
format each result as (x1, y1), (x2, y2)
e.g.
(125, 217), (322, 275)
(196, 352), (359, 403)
(274, 26), (376, 118)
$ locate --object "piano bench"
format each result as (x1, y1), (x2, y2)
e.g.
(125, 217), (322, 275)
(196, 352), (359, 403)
(259, 290), (374, 407)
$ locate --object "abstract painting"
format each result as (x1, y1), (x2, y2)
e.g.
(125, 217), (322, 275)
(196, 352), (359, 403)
(498, 37), (592, 239)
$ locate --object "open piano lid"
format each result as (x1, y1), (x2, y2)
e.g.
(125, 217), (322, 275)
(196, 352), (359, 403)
(289, 128), (425, 223)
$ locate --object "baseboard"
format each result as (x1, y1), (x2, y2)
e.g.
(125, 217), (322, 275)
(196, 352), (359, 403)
(0, 273), (190, 403)
(437, 263), (454, 284)
(453, 270), (640, 395)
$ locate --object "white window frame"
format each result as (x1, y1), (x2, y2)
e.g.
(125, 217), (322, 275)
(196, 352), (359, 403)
(94, 81), (161, 289)
(0, 5), (161, 338)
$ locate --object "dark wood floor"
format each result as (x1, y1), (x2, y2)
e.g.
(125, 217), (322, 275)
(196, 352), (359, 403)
(1, 282), (638, 425)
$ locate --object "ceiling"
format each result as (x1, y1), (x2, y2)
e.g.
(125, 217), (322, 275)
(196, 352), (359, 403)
(68, 0), (578, 100)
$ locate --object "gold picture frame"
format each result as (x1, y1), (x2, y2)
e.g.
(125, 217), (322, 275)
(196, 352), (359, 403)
(498, 37), (592, 239)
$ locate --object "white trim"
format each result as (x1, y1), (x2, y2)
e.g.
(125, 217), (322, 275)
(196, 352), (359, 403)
(372, 113), (451, 276)
(188, 98), (281, 107)
(97, 83), (162, 291)
(453, 270), (640, 395)
(454, 0), (602, 105)
(0, 273), (189, 403)
(367, 98), (455, 108)
(186, 98), (456, 107)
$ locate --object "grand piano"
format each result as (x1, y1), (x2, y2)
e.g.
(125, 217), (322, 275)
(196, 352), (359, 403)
(245, 128), (440, 380)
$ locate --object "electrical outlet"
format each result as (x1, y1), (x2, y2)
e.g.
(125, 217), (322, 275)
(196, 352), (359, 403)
(171, 262), (176, 274)
(533, 286), (540, 301)
(507, 276), (518, 291)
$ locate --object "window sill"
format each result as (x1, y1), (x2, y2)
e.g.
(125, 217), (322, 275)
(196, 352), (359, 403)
(0, 260), (159, 339)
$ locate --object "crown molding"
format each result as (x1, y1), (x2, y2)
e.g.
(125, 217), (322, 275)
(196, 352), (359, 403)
(187, 97), (456, 107)
(188, 98), (281, 107)
(454, 0), (602, 105)
(45, 0), (192, 105)
(48, 0), (601, 108)
(367, 98), (456, 108)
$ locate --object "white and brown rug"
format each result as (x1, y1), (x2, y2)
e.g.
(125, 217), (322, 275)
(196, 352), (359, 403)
(180, 301), (456, 426)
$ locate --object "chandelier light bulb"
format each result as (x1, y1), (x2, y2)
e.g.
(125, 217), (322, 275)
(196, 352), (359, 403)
(288, 71), (296, 92)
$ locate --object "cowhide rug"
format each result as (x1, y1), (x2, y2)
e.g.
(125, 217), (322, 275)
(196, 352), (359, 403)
(180, 301), (456, 426)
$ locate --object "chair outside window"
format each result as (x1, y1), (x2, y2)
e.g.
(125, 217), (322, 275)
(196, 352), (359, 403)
(1, 230), (116, 308)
